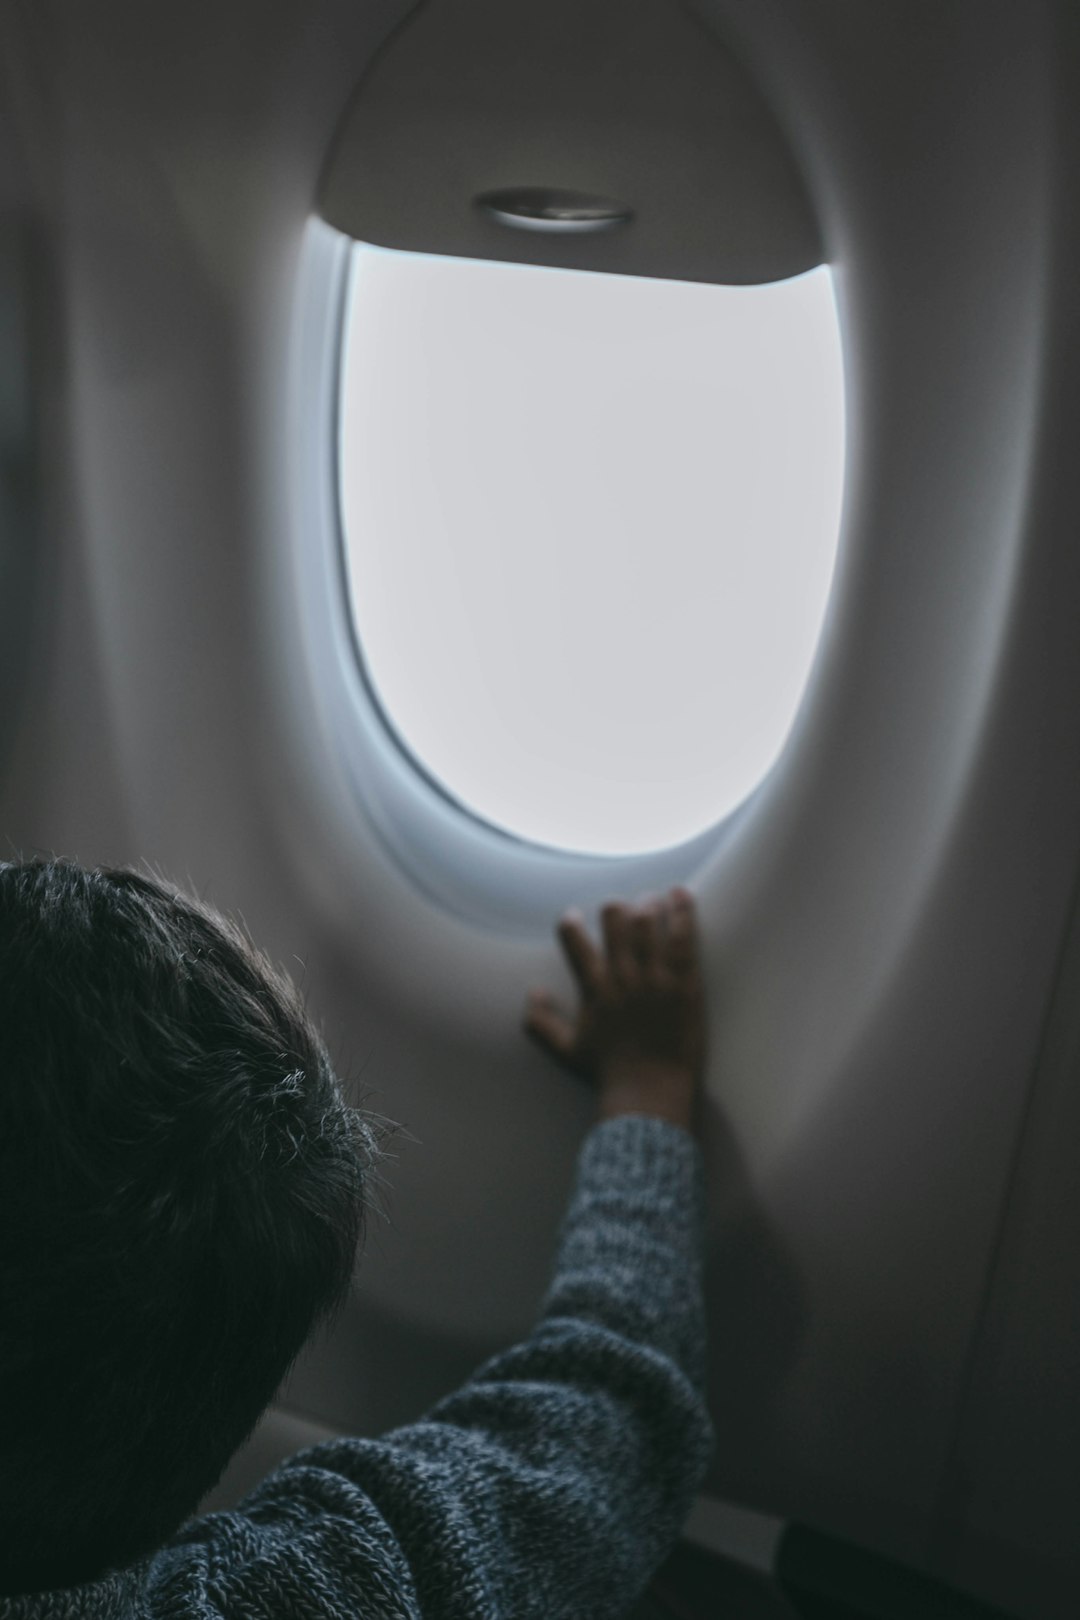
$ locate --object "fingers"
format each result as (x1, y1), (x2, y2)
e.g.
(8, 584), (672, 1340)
(602, 901), (641, 977)
(522, 990), (574, 1061)
(625, 904), (658, 969)
(665, 886), (697, 976)
(533, 890), (700, 1080)
(557, 902), (640, 992)
(557, 909), (605, 997)
(559, 888), (696, 989)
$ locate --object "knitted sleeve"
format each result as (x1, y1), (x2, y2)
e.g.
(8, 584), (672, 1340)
(170, 1114), (715, 1620)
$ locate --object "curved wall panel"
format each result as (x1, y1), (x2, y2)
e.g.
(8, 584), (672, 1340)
(272, 5), (1072, 1589)
(0, 3), (1077, 1613)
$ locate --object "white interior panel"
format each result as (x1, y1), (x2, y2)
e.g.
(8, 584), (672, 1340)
(1, 3), (1077, 1614)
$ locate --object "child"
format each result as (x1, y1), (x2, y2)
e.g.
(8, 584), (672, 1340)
(0, 856), (713, 1616)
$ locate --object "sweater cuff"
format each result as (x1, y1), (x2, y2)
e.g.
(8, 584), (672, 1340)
(575, 1113), (706, 1228)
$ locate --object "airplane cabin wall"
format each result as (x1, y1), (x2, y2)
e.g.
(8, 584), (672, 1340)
(0, 3), (1078, 1614)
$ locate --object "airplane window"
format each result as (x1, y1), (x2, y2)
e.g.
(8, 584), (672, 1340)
(337, 244), (845, 858)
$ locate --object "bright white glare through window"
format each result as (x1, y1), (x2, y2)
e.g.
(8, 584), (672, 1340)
(338, 245), (846, 857)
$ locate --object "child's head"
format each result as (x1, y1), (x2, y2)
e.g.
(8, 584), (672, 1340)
(0, 856), (396, 1593)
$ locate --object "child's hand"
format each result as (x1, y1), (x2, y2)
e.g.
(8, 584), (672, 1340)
(522, 887), (707, 1134)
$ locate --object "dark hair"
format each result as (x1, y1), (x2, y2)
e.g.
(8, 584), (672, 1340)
(0, 855), (399, 1593)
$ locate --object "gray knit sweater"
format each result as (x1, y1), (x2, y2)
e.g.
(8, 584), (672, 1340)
(2, 1115), (714, 1618)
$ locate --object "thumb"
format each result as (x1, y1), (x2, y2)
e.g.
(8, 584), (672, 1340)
(522, 989), (577, 1066)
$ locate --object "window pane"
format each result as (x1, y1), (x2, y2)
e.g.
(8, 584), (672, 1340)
(338, 246), (845, 857)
